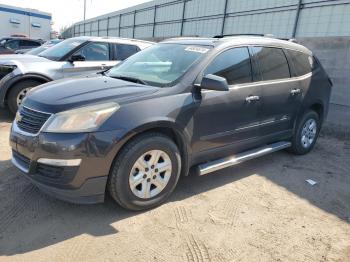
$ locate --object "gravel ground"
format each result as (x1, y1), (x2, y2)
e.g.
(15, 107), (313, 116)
(0, 109), (349, 262)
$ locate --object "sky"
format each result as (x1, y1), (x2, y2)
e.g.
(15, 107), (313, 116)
(0, 0), (152, 32)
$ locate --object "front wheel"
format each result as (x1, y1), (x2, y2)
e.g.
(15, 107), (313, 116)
(289, 110), (320, 155)
(108, 133), (181, 211)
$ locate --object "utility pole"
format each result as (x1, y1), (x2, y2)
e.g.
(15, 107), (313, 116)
(84, 0), (86, 21)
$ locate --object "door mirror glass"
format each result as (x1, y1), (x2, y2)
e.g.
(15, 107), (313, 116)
(69, 54), (86, 62)
(200, 74), (229, 91)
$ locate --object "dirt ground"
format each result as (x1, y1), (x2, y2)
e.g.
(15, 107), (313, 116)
(0, 108), (349, 262)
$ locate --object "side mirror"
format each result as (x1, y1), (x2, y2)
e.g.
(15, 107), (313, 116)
(69, 54), (86, 62)
(199, 74), (229, 92)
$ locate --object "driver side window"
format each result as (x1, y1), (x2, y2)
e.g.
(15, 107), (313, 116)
(73, 42), (110, 61)
(204, 47), (252, 85)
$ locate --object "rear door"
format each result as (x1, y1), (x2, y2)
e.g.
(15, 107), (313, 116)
(62, 42), (116, 77)
(250, 46), (302, 140)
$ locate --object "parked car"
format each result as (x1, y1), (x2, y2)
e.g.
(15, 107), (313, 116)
(15, 39), (62, 54)
(0, 36), (154, 114)
(10, 36), (332, 210)
(0, 37), (42, 55)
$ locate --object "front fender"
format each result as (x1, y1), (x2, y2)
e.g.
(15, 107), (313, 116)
(110, 119), (192, 177)
(0, 73), (52, 107)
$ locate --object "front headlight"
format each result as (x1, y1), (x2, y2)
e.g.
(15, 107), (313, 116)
(43, 102), (120, 133)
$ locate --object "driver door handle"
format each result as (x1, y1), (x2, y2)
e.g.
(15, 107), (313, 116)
(290, 88), (301, 95)
(245, 95), (260, 103)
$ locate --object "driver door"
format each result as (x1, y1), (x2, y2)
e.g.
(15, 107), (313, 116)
(62, 42), (117, 78)
(191, 47), (263, 162)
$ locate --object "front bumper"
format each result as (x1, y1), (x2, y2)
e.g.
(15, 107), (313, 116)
(10, 121), (125, 204)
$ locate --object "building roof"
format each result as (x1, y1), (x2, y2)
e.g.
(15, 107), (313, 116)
(0, 3), (51, 20)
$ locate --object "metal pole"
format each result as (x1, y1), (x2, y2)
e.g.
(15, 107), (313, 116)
(180, 0), (186, 36)
(84, 0), (86, 21)
(152, 5), (157, 38)
(97, 19), (100, 36)
(118, 14), (122, 37)
(133, 10), (136, 38)
(292, 0), (302, 38)
(221, 0), (229, 35)
(107, 17), (110, 36)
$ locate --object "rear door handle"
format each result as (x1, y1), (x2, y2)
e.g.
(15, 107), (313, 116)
(290, 88), (301, 95)
(245, 95), (260, 103)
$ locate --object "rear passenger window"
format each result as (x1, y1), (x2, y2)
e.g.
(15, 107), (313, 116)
(286, 49), (312, 76)
(115, 44), (140, 60)
(253, 47), (290, 81)
(204, 47), (252, 85)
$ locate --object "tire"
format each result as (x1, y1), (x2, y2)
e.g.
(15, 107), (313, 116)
(289, 110), (320, 155)
(108, 132), (182, 211)
(7, 80), (42, 115)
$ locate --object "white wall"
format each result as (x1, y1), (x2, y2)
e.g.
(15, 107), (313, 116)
(0, 4), (51, 40)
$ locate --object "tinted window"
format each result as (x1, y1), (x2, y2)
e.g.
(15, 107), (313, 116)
(287, 49), (312, 76)
(204, 47), (252, 85)
(5, 40), (19, 50)
(20, 40), (40, 47)
(115, 44), (139, 60)
(253, 47), (290, 81)
(39, 38), (86, 61)
(74, 42), (110, 61)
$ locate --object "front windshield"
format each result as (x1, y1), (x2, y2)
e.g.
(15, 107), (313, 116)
(107, 44), (211, 87)
(39, 38), (85, 61)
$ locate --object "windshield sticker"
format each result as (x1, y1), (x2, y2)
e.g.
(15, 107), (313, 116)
(185, 46), (209, 54)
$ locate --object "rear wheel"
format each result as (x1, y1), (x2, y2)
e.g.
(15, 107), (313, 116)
(108, 133), (181, 211)
(7, 80), (42, 114)
(289, 110), (320, 155)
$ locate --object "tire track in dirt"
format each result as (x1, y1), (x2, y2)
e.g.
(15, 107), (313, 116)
(184, 234), (210, 262)
(0, 184), (38, 234)
(173, 206), (192, 229)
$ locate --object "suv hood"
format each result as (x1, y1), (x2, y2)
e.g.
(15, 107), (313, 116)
(23, 75), (160, 113)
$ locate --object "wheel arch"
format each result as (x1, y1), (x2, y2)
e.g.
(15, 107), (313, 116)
(309, 102), (325, 123)
(1, 73), (52, 106)
(110, 121), (192, 178)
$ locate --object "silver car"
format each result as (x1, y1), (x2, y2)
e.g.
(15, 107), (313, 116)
(0, 36), (154, 114)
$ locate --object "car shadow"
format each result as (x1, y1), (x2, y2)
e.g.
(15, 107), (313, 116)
(0, 108), (13, 124)
(0, 136), (349, 255)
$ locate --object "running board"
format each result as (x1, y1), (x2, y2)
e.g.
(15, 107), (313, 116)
(198, 141), (291, 176)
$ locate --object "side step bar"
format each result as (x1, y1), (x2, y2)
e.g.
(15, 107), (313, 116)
(198, 141), (291, 176)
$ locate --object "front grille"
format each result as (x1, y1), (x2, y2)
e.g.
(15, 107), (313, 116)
(16, 106), (51, 134)
(12, 150), (30, 170)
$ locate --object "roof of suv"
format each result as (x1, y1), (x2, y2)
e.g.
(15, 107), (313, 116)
(162, 36), (311, 55)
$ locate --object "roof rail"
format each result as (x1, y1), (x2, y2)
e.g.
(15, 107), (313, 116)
(213, 34), (298, 43)
(213, 34), (265, 38)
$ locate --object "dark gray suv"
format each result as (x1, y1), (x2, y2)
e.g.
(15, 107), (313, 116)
(10, 36), (332, 210)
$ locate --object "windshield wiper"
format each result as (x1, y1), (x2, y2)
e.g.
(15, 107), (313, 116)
(108, 74), (148, 85)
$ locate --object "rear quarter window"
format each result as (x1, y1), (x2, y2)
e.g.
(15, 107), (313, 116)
(286, 49), (313, 76)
